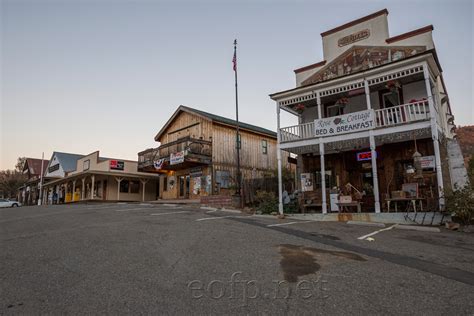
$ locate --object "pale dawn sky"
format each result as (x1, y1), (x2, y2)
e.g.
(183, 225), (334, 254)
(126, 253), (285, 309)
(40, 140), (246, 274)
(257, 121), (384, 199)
(1, 0), (473, 169)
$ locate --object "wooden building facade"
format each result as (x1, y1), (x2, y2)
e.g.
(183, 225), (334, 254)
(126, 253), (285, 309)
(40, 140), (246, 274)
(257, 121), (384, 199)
(270, 9), (468, 213)
(138, 106), (291, 200)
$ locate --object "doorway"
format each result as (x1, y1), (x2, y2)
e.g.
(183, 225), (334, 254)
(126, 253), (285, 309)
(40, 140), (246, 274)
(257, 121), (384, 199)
(103, 180), (107, 200)
(179, 175), (190, 199)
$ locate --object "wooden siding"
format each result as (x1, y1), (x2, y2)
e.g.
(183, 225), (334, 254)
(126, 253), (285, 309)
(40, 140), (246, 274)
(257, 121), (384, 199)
(157, 111), (213, 145)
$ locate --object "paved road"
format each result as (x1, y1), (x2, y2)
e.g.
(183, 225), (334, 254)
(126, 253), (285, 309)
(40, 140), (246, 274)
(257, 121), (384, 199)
(1, 203), (474, 315)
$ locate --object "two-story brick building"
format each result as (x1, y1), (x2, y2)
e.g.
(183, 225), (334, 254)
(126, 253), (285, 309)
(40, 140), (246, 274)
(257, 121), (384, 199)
(270, 9), (468, 214)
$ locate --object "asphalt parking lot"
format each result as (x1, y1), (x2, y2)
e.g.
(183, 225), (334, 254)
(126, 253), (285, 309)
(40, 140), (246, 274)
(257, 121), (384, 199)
(1, 203), (474, 315)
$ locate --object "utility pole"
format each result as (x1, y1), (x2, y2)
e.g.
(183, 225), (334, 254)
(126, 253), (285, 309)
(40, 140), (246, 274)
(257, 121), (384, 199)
(38, 152), (44, 205)
(233, 39), (241, 197)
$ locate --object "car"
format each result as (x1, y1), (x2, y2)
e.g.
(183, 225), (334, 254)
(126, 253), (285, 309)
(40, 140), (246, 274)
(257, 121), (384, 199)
(0, 199), (22, 208)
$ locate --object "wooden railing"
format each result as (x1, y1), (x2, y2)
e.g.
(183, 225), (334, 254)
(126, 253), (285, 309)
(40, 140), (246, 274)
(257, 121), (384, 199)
(280, 121), (315, 143)
(138, 136), (212, 169)
(374, 100), (429, 127)
(279, 101), (430, 143)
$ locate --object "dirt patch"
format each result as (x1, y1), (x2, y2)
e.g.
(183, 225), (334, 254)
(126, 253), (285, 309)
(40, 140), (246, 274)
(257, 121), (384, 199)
(278, 244), (366, 282)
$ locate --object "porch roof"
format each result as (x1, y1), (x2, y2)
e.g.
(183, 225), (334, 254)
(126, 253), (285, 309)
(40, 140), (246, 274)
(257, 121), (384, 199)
(269, 49), (442, 100)
(44, 170), (160, 186)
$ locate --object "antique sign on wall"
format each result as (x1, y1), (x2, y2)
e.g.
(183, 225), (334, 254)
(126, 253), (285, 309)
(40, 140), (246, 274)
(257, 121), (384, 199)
(314, 110), (375, 137)
(170, 151), (185, 165)
(301, 173), (313, 192)
(418, 155), (435, 169)
(110, 160), (124, 170)
(338, 29), (370, 47)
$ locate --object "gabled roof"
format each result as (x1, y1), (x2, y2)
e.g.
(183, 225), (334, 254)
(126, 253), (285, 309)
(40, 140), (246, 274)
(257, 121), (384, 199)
(23, 158), (49, 176)
(154, 105), (277, 141)
(52, 152), (85, 172)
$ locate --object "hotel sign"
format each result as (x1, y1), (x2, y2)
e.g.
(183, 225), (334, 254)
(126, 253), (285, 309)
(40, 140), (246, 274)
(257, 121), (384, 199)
(314, 110), (375, 137)
(338, 29), (370, 47)
(170, 151), (185, 165)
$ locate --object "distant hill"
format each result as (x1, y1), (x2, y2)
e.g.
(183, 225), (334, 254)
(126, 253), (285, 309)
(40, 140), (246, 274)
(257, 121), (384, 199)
(456, 125), (474, 166)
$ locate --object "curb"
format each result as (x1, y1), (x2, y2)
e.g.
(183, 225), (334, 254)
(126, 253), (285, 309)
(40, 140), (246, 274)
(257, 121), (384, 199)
(395, 225), (440, 233)
(347, 221), (386, 228)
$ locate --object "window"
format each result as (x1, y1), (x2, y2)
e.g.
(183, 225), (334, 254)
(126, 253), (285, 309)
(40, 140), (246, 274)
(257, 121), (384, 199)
(163, 176), (168, 191)
(262, 140), (268, 154)
(314, 170), (333, 189)
(382, 91), (400, 108)
(120, 180), (129, 193)
(236, 133), (241, 149)
(130, 181), (140, 194)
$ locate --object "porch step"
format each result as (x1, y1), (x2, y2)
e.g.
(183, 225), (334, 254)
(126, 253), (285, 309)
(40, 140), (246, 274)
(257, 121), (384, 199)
(447, 139), (469, 189)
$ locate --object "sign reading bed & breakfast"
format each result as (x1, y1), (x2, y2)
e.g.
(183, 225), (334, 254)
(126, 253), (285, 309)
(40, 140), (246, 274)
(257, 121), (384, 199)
(314, 110), (375, 137)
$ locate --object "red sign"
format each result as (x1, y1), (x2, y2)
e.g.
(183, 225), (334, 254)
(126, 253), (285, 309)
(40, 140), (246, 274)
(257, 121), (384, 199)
(356, 151), (377, 161)
(110, 160), (124, 170)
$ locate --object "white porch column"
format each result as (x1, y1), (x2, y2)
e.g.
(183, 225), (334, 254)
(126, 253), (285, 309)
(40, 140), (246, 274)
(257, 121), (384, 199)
(424, 63), (444, 209)
(72, 180), (76, 202)
(365, 80), (381, 213)
(91, 175), (95, 199)
(316, 92), (327, 213)
(115, 177), (123, 201)
(81, 178), (85, 200)
(276, 102), (284, 215)
(140, 179), (149, 202)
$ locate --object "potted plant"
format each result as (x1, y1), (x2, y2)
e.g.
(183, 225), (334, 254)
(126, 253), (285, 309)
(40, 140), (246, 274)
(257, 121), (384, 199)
(385, 80), (401, 92)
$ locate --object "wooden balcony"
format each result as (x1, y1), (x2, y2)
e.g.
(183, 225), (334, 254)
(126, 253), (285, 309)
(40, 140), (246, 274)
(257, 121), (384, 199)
(138, 136), (212, 171)
(280, 100), (430, 143)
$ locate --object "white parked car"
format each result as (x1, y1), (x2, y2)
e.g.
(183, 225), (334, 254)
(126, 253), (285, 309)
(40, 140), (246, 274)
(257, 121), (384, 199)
(0, 199), (22, 208)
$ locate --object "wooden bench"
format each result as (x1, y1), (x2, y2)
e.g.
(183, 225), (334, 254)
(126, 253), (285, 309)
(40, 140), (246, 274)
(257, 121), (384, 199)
(302, 203), (323, 214)
(336, 201), (362, 213)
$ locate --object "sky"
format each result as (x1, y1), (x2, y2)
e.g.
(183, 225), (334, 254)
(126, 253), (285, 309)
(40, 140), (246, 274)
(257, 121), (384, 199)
(1, 0), (473, 170)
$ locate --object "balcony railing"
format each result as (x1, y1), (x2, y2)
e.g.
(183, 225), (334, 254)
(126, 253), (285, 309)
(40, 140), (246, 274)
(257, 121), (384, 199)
(138, 136), (212, 170)
(280, 100), (430, 143)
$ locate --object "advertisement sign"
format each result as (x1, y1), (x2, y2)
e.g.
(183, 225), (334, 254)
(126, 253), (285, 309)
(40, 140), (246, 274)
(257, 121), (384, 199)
(110, 160), (124, 170)
(301, 173), (313, 192)
(170, 151), (185, 165)
(314, 110), (375, 137)
(356, 151), (377, 161)
(418, 155), (435, 169)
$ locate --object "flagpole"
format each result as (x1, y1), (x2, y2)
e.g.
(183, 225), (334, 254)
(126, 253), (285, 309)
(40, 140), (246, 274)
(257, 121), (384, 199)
(38, 152), (44, 205)
(233, 39), (241, 197)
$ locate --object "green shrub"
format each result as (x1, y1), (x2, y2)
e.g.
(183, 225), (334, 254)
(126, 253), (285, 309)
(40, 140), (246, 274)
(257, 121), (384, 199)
(444, 185), (474, 225)
(255, 191), (278, 214)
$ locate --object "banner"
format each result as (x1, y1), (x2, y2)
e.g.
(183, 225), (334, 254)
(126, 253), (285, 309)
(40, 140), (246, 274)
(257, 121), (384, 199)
(314, 110), (375, 137)
(170, 151), (185, 165)
(153, 159), (164, 170)
(110, 160), (124, 170)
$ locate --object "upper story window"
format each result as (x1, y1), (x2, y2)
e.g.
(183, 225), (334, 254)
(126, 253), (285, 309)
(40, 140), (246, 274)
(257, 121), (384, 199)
(262, 140), (268, 154)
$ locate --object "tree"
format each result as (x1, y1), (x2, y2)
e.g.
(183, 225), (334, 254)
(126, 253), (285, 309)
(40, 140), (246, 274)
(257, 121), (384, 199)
(0, 170), (27, 198)
(468, 156), (474, 186)
(15, 157), (27, 173)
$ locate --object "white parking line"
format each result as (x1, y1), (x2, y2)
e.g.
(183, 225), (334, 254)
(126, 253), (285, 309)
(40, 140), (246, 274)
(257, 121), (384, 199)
(357, 224), (398, 240)
(196, 215), (248, 222)
(115, 207), (154, 212)
(267, 221), (313, 227)
(150, 211), (189, 216)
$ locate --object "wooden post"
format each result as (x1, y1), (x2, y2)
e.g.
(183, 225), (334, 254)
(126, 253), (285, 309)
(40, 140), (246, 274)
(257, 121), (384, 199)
(365, 79), (381, 213)
(276, 102), (283, 215)
(140, 179), (149, 202)
(91, 175), (95, 199)
(81, 178), (85, 200)
(115, 177), (123, 201)
(423, 63), (444, 209)
(316, 92), (327, 213)
(72, 180), (76, 202)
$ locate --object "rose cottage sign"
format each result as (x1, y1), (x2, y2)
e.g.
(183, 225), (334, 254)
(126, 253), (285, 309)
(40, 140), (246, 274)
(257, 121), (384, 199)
(314, 110), (375, 137)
